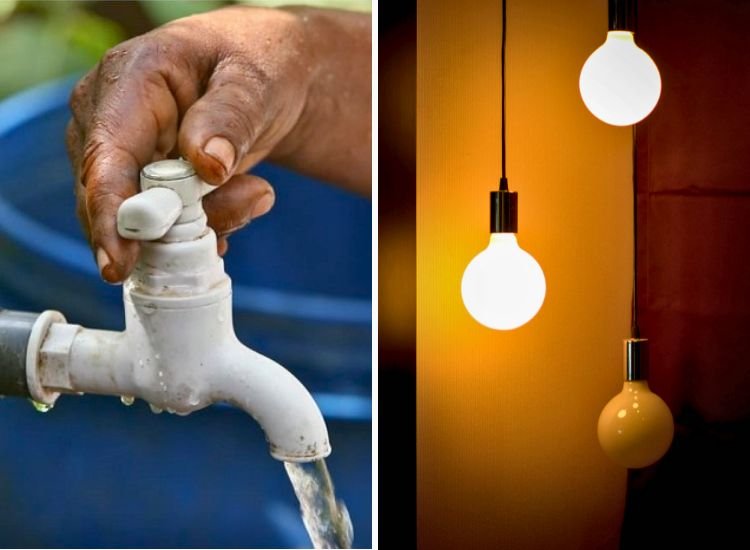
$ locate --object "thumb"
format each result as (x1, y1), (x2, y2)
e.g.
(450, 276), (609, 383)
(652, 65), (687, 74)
(178, 64), (281, 185)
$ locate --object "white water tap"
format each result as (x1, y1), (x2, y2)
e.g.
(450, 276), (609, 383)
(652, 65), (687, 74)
(22, 159), (330, 462)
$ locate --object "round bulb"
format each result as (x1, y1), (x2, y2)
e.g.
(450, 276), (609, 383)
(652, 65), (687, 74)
(461, 233), (546, 330)
(579, 31), (661, 126)
(598, 381), (674, 468)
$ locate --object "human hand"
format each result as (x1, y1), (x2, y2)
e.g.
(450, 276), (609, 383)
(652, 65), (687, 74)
(67, 6), (371, 283)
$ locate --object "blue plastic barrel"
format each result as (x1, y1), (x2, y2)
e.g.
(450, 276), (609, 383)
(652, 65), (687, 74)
(0, 77), (371, 548)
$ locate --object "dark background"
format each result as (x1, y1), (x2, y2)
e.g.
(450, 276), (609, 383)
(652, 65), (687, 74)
(378, 1), (416, 548)
(625, 0), (750, 546)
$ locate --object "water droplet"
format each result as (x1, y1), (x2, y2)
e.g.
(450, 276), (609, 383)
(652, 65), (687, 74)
(632, 402), (639, 409)
(158, 371), (163, 377)
(120, 395), (135, 406)
(617, 409), (627, 418)
(29, 399), (52, 413)
(149, 404), (163, 414)
(138, 359), (144, 366)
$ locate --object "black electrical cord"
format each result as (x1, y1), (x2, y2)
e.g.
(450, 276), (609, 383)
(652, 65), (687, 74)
(489, 1), (518, 236)
(500, 0), (508, 191)
(631, 124), (640, 338)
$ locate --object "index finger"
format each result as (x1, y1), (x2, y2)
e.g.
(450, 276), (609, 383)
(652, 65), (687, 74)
(74, 40), (201, 282)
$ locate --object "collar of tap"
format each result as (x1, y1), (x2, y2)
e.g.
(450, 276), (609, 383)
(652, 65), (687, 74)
(118, 159), (217, 242)
(118, 160), (229, 299)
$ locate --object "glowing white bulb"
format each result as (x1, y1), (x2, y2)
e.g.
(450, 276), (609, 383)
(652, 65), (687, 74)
(579, 31), (661, 126)
(461, 233), (546, 330)
(598, 381), (674, 468)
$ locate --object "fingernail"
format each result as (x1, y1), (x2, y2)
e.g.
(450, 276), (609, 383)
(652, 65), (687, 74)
(96, 247), (111, 275)
(204, 136), (235, 173)
(217, 237), (229, 257)
(251, 192), (275, 219)
(96, 247), (121, 283)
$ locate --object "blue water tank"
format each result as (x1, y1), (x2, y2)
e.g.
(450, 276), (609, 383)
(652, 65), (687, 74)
(0, 77), (372, 548)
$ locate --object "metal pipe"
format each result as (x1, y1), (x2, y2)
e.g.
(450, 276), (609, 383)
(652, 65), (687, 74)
(0, 309), (38, 397)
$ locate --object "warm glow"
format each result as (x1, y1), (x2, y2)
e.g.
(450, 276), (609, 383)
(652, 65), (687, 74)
(419, 0), (632, 545)
(597, 381), (674, 468)
(579, 31), (661, 126)
(461, 233), (546, 330)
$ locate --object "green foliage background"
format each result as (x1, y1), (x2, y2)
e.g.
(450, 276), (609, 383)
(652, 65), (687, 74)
(0, 0), (370, 98)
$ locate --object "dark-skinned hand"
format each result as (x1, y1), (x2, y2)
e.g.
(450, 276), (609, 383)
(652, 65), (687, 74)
(66, 6), (371, 283)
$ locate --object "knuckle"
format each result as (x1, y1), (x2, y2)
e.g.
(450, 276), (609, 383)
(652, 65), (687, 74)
(69, 81), (86, 112)
(228, 57), (272, 89)
(65, 120), (80, 153)
(79, 132), (136, 189)
(100, 43), (129, 66)
(85, 186), (131, 221)
(100, 35), (169, 81)
(69, 71), (96, 122)
(126, 32), (187, 76)
(127, 40), (163, 73)
(75, 188), (90, 229)
(65, 121), (83, 172)
(79, 137), (105, 187)
(215, 57), (272, 99)
(202, 83), (267, 150)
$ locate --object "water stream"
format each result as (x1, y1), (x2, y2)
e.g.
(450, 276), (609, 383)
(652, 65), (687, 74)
(284, 459), (353, 549)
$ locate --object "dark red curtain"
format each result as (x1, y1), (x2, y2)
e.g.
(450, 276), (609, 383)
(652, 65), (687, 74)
(624, 0), (750, 545)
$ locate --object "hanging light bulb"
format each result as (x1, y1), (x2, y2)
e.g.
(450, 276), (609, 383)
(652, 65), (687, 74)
(462, 190), (545, 330)
(598, 339), (674, 468)
(462, 233), (545, 330)
(462, 0), (546, 330)
(579, 32), (661, 126)
(579, 0), (661, 126)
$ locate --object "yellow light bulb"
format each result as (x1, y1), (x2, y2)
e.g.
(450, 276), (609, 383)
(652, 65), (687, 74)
(579, 31), (661, 126)
(598, 380), (674, 468)
(461, 233), (546, 330)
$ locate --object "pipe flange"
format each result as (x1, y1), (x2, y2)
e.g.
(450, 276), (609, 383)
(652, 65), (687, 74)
(26, 310), (65, 406)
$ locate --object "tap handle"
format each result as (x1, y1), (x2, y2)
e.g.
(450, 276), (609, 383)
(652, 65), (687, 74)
(116, 159), (216, 241)
(117, 187), (183, 240)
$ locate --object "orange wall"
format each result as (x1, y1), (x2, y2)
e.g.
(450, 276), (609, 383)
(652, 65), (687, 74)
(417, 0), (632, 547)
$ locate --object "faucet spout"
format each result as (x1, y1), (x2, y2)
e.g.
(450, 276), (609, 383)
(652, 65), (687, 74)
(211, 340), (331, 462)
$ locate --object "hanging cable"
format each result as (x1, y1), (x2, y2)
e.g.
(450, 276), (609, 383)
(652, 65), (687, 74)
(631, 124), (640, 338)
(490, 0), (518, 235)
(500, 0), (508, 191)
